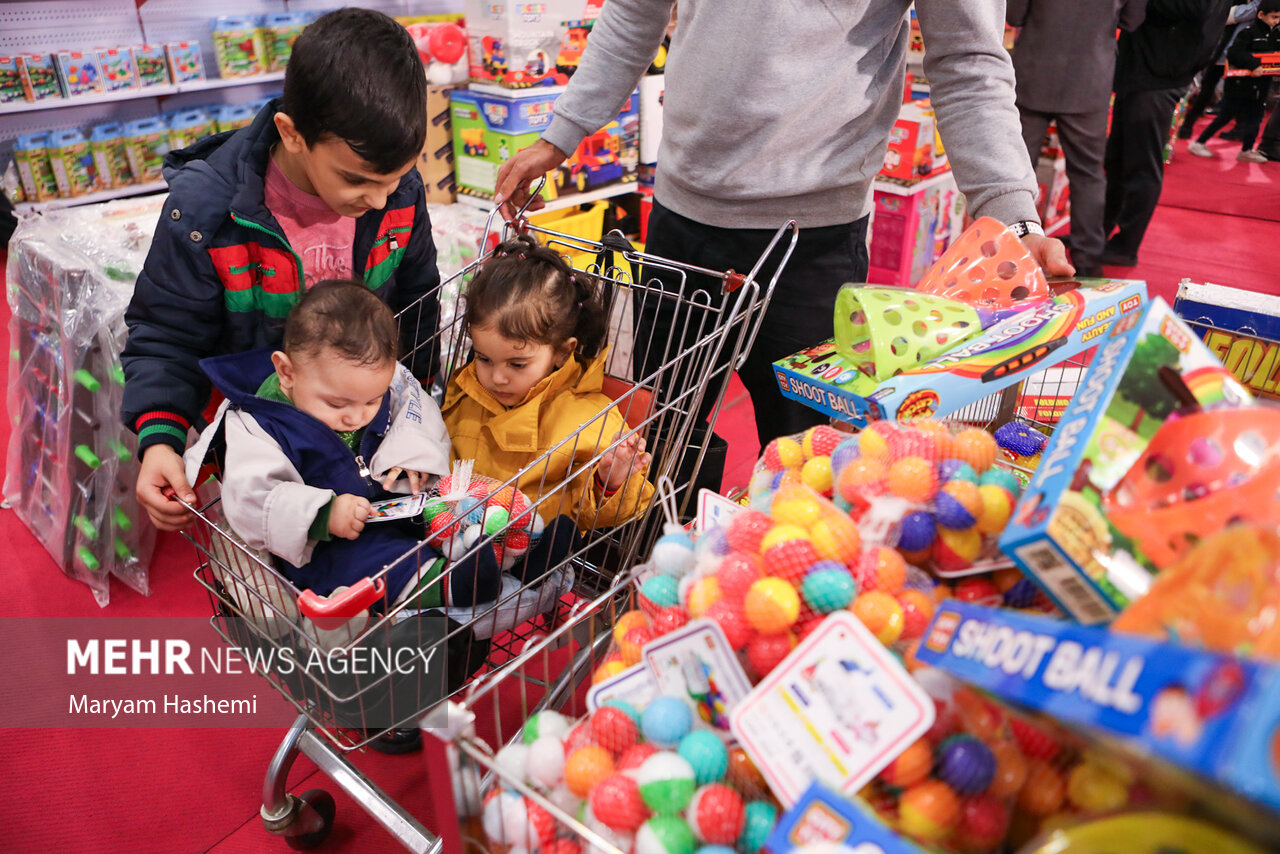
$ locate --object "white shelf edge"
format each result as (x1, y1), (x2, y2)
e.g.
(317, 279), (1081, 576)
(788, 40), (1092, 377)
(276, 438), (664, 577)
(15, 179), (167, 213)
(455, 180), (638, 215)
(0, 72), (284, 116)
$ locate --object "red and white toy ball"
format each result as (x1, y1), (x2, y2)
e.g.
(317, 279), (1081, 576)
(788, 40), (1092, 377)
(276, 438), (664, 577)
(686, 783), (746, 845)
(589, 773), (650, 833)
(482, 788), (557, 851)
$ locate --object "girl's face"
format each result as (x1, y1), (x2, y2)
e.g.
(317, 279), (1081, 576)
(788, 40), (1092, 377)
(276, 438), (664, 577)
(470, 324), (574, 407)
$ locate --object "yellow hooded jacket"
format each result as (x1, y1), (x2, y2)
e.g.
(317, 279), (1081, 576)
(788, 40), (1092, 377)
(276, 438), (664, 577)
(443, 350), (656, 533)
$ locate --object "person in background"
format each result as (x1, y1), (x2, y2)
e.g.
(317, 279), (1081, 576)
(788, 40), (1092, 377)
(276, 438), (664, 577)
(1177, 2), (1262, 140)
(1103, 0), (1235, 267)
(1255, 86), (1280, 158)
(1188, 0), (1280, 161)
(1008, 0), (1148, 278)
(493, 0), (1073, 453)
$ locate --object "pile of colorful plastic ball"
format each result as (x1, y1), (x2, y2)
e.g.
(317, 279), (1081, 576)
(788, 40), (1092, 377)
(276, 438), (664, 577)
(863, 672), (1163, 852)
(422, 465), (543, 570)
(751, 423), (1026, 578)
(480, 702), (780, 854)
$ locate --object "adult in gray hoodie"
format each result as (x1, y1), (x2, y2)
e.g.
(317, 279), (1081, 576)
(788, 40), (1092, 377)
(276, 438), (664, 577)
(496, 0), (1072, 445)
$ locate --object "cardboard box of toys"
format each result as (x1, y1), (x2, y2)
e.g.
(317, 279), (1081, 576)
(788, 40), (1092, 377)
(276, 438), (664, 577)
(0, 55), (26, 103)
(1175, 280), (1280, 401)
(450, 85), (637, 203)
(880, 99), (948, 182)
(418, 84), (461, 204)
(55, 51), (103, 97)
(464, 0), (599, 89)
(19, 54), (61, 101)
(868, 170), (966, 288)
(774, 279), (1148, 427)
(918, 601), (1280, 815)
(999, 297), (1254, 624)
(1035, 153), (1071, 237)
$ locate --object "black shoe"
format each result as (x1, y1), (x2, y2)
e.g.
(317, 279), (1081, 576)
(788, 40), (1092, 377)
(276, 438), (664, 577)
(1100, 248), (1138, 267)
(1258, 147), (1280, 162)
(366, 727), (422, 754)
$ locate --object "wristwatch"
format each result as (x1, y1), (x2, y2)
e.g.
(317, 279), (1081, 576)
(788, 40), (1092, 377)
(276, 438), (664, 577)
(1008, 220), (1046, 238)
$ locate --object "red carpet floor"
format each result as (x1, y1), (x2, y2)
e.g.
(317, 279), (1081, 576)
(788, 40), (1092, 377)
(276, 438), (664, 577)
(1, 133), (1278, 851)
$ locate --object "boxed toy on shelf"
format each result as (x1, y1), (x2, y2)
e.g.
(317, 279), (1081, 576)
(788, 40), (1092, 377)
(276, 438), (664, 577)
(46, 129), (95, 198)
(999, 297), (1257, 624)
(1175, 280), (1280, 401)
(18, 53), (61, 101)
(211, 16), (269, 78)
(97, 48), (138, 93)
(464, 0), (601, 88)
(55, 50), (103, 98)
(419, 84), (463, 205)
(13, 132), (59, 202)
(881, 99), (948, 182)
(165, 41), (206, 84)
(89, 123), (132, 191)
(262, 11), (311, 72)
(450, 85), (637, 203)
(0, 55), (25, 103)
(867, 170), (966, 288)
(131, 45), (170, 88)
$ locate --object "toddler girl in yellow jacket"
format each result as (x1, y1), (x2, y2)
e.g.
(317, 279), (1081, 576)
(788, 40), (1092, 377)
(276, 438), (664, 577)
(443, 235), (655, 531)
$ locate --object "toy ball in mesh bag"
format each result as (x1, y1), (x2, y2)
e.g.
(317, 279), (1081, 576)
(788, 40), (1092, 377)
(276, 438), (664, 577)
(915, 216), (1050, 310)
(1103, 407), (1280, 569)
(832, 285), (987, 381)
(424, 461), (542, 569)
(752, 424), (847, 499)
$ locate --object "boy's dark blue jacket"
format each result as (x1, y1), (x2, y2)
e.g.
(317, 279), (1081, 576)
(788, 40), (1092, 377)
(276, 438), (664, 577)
(198, 347), (438, 604)
(122, 99), (439, 457)
(1225, 18), (1280, 99)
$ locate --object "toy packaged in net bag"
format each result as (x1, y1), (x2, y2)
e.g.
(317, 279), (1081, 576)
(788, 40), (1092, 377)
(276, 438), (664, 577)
(424, 460), (545, 570)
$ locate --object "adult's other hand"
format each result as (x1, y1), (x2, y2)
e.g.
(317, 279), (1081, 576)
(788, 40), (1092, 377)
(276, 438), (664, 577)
(494, 140), (569, 221)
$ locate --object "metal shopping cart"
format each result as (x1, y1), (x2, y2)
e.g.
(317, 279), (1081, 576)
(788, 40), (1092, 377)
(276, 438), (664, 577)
(181, 196), (799, 851)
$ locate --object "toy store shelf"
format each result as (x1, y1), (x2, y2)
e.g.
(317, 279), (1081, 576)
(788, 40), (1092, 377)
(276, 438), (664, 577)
(15, 180), (166, 214)
(455, 181), (637, 216)
(0, 72), (284, 116)
(917, 601), (1280, 815)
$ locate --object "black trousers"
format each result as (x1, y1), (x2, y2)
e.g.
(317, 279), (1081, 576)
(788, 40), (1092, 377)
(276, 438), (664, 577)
(1104, 86), (1186, 259)
(1179, 62), (1226, 137)
(1019, 107), (1110, 273)
(1197, 94), (1267, 150)
(1259, 100), (1280, 155)
(636, 200), (870, 447)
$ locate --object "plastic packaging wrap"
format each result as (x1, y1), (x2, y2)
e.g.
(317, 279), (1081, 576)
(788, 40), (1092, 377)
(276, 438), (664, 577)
(3, 198), (162, 605)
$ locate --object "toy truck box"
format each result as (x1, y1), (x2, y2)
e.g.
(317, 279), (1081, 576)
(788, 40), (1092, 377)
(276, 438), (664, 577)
(465, 0), (599, 89)
(880, 99), (948, 181)
(999, 297), (1253, 625)
(917, 601), (1280, 815)
(1174, 280), (1280, 401)
(772, 279), (1147, 427)
(451, 85), (637, 203)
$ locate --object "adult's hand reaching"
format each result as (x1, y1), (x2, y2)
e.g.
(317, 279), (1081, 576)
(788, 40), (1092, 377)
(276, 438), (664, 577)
(1021, 233), (1075, 278)
(493, 140), (570, 221)
(136, 444), (196, 530)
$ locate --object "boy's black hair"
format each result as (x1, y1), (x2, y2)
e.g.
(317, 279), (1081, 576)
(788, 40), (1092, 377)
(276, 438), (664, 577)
(282, 8), (426, 173)
(464, 235), (610, 360)
(1262, 0), (1280, 15)
(284, 279), (399, 366)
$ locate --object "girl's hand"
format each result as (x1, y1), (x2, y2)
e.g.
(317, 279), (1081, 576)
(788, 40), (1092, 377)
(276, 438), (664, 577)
(330, 494), (372, 540)
(597, 431), (652, 493)
(381, 467), (427, 495)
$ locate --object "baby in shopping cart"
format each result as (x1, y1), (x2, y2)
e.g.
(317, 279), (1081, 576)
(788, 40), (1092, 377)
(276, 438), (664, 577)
(443, 235), (656, 530)
(185, 279), (508, 611)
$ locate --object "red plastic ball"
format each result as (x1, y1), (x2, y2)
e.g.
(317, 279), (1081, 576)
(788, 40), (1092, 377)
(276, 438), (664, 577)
(725, 510), (774, 554)
(427, 511), (461, 544)
(651, 605), (691, 636)
(617, 742), (659, 772)
(954, 793), (1009, 851)
(854, 547), (908, 594)
(954, 577), (1002, 606)
(564, 720), (595, 754)
(1009, 717), (1061, 761)
(717, 553), (763, 602)
(591, 706), (639, 756)
(687, 783), (746, 845)
(746, 632), (796, 679)
(795, 614), (826, 641)
(762, 539), (818, 584)
(590, 773), (649, 833)
(705, 598), (754, 650)
(541, 839), (583, 854)
(803, 425), (846, 459)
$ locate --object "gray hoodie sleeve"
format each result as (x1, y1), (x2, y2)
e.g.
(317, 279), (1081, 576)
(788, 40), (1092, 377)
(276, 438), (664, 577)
(915, 0), (1040, 225)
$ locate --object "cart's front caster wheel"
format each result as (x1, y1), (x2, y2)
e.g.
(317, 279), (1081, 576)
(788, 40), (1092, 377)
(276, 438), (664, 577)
(285, 789), (336, 850)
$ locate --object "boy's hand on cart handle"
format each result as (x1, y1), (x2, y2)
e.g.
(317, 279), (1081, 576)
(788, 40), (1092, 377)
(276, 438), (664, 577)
(494, 140), (568, 221)
(380, 467), (426, 496)
(330, 494), (372, 540)
(1022, 233), (1075, 278)
(599, 431), (652, 493)
(1253, 66), (1268, 77)
(137, 444), (196, 530)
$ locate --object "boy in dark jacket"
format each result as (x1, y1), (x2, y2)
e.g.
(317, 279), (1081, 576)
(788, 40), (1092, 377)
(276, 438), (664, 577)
(1188, 0), (1280, 160)
(122, 8), (440, 532)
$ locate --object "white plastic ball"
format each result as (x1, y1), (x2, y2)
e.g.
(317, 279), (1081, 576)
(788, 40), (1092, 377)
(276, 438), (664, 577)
(495, 743), (530, 782)
(651, 532), (697, 577)
(462, 524), (483, 551)
(527, 736), (567, 787)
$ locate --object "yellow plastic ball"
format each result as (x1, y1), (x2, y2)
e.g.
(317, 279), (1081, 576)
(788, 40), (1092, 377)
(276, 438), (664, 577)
(593, 657), (627, 685)
(858, 428), (891, 462)
(952, 428), (999, 473)
(772, 496), (823, 529)
(801, 457), (834, 495)
(612, 610), (650, 646)
(759, 524), (810, 554)
(744, 577), (801, 633)
(976, 484), (1015, 534)
(1066, 762), (1130, 813)
(774, 437), (804, 469)
(686, 576), (723, 618)
(809, 516), (861, 565)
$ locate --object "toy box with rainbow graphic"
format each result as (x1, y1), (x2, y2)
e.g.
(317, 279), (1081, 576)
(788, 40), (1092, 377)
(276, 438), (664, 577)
(999, 297), (1253, 625)
(916, 601), (1280, 815)
(772, 279), (1148, 427)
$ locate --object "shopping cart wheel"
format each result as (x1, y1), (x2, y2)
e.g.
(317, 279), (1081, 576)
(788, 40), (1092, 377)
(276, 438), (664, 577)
(285, 789), (335, 850)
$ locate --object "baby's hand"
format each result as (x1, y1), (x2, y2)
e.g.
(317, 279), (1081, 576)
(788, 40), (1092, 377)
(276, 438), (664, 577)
(597, 430), (652, 493)
(381, 467), (428, 496)
(329, 494), (372, 540)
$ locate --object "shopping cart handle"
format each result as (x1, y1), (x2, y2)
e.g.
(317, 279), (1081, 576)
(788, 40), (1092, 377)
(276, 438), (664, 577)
(298, 579), (385, 630)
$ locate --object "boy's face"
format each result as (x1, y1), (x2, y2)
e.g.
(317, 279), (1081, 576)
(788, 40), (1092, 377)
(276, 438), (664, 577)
(272, 347), (396, 432)
(274, 113), (417, 218)
(470, 324), (573, 408)
(1262, 11), (1280, 27)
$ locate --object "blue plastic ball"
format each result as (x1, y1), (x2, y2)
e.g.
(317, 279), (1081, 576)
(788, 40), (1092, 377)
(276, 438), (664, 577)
(896, 511), (937, 551)
(642, 575), (681, 609)
(770, 470), (787, 490)
(830, 438), (861, 473)
(677, 729), (729, 786)
(697, 847), (738, 854)
(1003, 577), (1041, 608)
(604, 698), (643, 725)
(642, 696), (694, 748)
(456, 496), (483, 524)
(937, 735), (996, 795)
(738, 802), (778, 853)
(995, 422), (1047, 458)
(831, 493), (853, 514)
(937, 460), (978, 484)
(802, 565), (856, 613)
(980, 466), (1021, 494)
(698, 525), (732, 559)
(934, 491), (979, 529)
(653, 532), (697, 577)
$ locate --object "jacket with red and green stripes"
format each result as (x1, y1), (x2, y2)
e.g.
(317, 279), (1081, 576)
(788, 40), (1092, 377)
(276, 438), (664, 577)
(122, 99), (439, 457)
